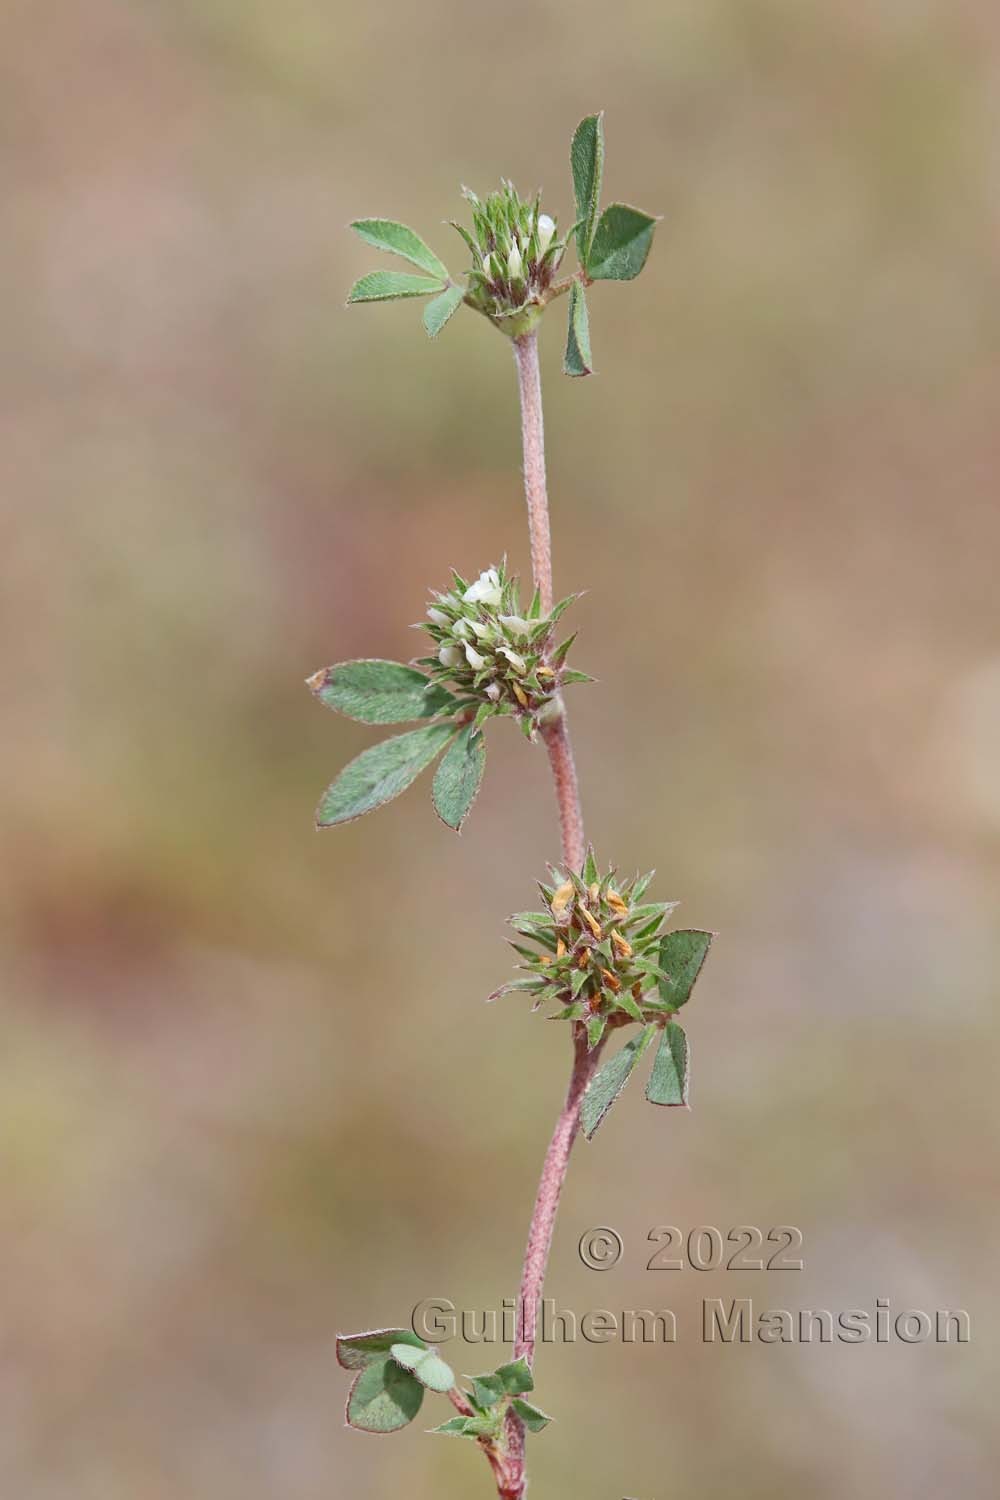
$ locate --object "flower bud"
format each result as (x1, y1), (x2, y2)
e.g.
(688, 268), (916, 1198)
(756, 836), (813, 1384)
(439, 644), (461, 668)
(499, 614), (530, 637)
(537, 214), (555, 254)
(507, 242), (523, 281)
(427, 607), (449, 626)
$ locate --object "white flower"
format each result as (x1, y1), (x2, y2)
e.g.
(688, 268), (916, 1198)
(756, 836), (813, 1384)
(427, 607), (449, 626)
(537, 214), (556, 254)
(438, 644), (461, 668)
(464, 569), (502, 607)
(469, 619), (494, 641)
(452, 619), (472, 640)
(485, 682), (502, 701)
(498, 646), (526, 673)
(464, 643), (487, 671)
(507, 242), (523, 280)
(499, 614), (530, 637)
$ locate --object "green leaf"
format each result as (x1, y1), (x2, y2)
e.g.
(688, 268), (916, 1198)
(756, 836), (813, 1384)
(581, 1025), (656, 1140)
(316, 722), (455, 827)
(424, 283), (466, 337)
(563, 280), (593, 377)
(337, 1328), (425, 1371)
(389, 1343), (455, 1393)
(586, 203), (657, 282)
(350, 219), (449, 279)
(309, 660), (454, 725)
(348, 270), (445, 304)
(511, 1398), (552, 1433)
(469, 1373), (507, 1409)
(657, 929), (714, 1009)
(430, 1416), (489, 1438)
(496, 1357), (534, 1395)
(346, 1355), (424, 1433)
(432, 725), (486, 832)
(570, 112), (604, 264)
(646, 1021), (689, 1107)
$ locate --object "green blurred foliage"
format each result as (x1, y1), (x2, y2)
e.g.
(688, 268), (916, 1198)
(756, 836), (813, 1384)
(2, 1), (999, 1496)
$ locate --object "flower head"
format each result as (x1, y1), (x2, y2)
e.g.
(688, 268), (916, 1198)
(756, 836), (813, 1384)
(454, 182), (570, 335)
(417, 560), (590, 739)
(492, 850), (682, 1050)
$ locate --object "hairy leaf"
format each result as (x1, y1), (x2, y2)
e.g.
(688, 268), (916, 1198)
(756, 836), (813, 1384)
(511, 1398), (552, 1433)
(581, 1025), (656, 1140)
(563, 280), (593, 377)
(424, 283), (466, 337)
(346, 1355), (424, 1432)
(587, 203), (657, 281)
(350, 218), (449, 279)
(646, 1021), (689, 1107)
(348, 270), (445, 303)
(432, 725), (486, 831)
(389, 1343), (455, 1393)
(570, 112), (604, 264)
(337, 1327), (425, 1372)
(496, 1357), (534, 1395)
(316, 722), (455, 827)
(309, 660), (454, 725)
(657, 929), (714, 1009)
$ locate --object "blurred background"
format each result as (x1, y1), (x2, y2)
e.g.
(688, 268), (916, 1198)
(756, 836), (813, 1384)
(3, 0), (999, 1495)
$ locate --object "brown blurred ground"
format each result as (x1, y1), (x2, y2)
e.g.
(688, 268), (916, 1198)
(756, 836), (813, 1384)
(2, 1), (999, 1496)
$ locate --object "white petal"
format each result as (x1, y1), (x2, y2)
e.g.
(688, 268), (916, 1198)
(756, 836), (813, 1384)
(500, 614), (530, 636)
(438, 644), (461, 668)
(499, 647), (526, 673)
(537, 214), (555, 253)
(485, 682), (502, 701)
(427, 608), (449, 626)
(464, 644), (487, 670)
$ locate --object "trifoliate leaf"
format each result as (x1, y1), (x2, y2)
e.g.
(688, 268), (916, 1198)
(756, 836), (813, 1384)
(346, 1355), (424, 1432)
(581, 1025), (656, 1140)
(316, 722), (455, 827)
(347, 270), (445, 304)
(424, 283), (466, 337)
(645, 1021), (689, 1107)
(563, 280), (593, 377)
(469, 1373), (507, 1409)
(570, 112), (604, 264)
(586, 203), (657, 282)
(657, 929), (714, 1009)
(389, 1343), (455, 1393)
(309, 660), (455, 725)
(511, 1398), (552, 1433)
(350, 219), (450, 280)
(337, 1327), (425, 1371)
(432, 724), (486, 832)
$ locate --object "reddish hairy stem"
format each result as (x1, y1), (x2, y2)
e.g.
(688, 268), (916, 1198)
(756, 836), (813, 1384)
(500, 330), (593, 1499)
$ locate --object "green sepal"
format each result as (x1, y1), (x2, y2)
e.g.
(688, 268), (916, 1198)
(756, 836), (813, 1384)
(586, 1014), (607, 1050)
(432, 724), (486, 832)
(309, 660), (455, 725)
(581, 1024), (656, 1140)
(570, 112), (604, 264)
(350, 219), (449, 279)
(645, 1021), (689, 1107)
(582, 849), (598, 887)
(615, 989), (644, 1023)
(586, 203), (658, 282)
(563, 280), (593, 377)
(348, 270), (445, 303)
(657, 929), (714, 1009)
(346, 1355), (424, 1433)
(316, 722), (455, 827)
(389, 1343), (455, 1393)
(560, 669), (595, 685)
(337, 1327), (425, 1371)
(424, 283), (466, 338)
(511, 1398), (552, 1433)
